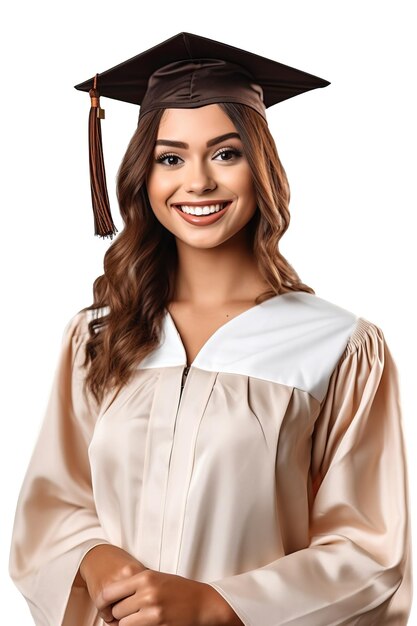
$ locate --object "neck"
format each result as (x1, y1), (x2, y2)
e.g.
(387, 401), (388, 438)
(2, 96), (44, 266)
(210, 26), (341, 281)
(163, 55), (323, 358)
(172, 228), (268, 306)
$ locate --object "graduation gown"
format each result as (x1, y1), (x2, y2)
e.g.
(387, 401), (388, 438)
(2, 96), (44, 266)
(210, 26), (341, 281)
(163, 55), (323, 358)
(9, 291), (412, 625)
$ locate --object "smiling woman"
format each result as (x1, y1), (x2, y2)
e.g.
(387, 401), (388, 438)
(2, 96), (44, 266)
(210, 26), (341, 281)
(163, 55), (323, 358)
(9, 32), (412, 626)
(146, 105), (258, 241)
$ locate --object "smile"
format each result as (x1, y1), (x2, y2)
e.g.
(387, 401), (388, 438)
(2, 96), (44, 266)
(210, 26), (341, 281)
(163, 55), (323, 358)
(181, 203), (225, 215)
(172, 201), (232, 226)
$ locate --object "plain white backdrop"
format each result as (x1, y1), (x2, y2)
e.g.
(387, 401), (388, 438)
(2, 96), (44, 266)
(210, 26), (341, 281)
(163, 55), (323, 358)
(1, 0), (415, 622)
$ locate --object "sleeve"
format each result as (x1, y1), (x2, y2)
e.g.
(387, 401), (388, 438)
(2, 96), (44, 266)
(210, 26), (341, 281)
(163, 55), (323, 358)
(206, 319), (413, 625)
(8, 311), (112, 626)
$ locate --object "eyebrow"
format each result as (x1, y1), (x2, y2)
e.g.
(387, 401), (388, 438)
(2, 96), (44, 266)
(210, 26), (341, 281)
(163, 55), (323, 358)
(154, 132), (241, 149)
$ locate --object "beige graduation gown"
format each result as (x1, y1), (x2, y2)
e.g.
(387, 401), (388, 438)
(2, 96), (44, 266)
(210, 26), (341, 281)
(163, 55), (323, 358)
(9, 291), (412, 625)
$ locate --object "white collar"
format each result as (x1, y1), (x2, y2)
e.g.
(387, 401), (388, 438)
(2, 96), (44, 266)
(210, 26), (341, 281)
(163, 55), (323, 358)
(137, 291), (359, 403)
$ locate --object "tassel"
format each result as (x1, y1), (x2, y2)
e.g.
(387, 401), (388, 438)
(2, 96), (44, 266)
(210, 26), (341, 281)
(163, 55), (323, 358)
(88, 73), (118, 240)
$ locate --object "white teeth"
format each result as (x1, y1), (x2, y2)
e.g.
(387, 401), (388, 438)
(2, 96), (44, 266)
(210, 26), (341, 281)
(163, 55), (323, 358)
(177, 203), (227, 215)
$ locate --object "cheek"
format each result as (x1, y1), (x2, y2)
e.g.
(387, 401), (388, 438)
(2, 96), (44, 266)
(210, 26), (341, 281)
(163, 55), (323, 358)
(222, 163), (254, 192)
(147, 168), (176, 205)
(232, 164), (257, 204)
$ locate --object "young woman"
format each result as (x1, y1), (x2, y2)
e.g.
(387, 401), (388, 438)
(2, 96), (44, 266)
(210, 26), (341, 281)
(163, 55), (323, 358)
(9, 33), (412, 626)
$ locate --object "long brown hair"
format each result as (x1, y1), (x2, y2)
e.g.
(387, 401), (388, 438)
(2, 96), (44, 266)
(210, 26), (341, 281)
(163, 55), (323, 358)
(80, 102), (315, 406)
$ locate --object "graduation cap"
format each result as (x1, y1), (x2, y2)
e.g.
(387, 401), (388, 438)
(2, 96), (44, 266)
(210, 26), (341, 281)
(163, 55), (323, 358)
(74, 31), (330, 240)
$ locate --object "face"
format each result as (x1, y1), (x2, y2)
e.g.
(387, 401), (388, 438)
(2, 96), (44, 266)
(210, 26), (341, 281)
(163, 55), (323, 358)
(146, 104), (257, 249)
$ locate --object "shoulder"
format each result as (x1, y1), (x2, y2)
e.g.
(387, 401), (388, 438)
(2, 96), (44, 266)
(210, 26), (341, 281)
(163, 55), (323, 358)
(262, 291), (383, 402)
(275, 291), (381, 344)
(266, 290), (362, 348)
(284, 289), (385, 346)
(275, 290), (357, 323)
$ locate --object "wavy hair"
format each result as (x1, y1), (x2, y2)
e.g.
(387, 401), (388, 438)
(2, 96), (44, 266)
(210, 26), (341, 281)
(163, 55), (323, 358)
(80, 102), (315, 406)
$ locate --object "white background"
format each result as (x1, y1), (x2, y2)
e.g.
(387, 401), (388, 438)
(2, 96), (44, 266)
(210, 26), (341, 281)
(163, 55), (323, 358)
(1, 0), (415, 622)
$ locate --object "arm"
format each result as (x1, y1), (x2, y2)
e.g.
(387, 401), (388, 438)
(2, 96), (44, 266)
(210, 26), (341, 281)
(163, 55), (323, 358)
(206, 320), (412, 625)
(8, 312), (112, 626)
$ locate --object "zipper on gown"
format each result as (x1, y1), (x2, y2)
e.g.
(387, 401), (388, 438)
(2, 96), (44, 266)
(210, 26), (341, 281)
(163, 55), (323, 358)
(180, 365), (190, 400)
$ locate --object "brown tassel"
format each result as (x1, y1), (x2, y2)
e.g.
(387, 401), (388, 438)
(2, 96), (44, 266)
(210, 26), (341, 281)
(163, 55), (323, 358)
(88, 73), (118, 240)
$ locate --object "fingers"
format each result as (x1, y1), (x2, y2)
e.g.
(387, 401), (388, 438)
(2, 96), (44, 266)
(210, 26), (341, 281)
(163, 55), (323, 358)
(99, 606), (119, 624)
(111, 593), (141, 620)
(101, 571), (152, 623)
(95, 572), (147, 622)
(101, 570), (147, 605)
(112, 608), (154, 626)
(99, 609), (114, 622)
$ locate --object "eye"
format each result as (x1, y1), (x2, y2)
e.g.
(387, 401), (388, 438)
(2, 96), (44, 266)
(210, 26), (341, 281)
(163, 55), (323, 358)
(155, 152), (183, 167)
(212, 147), (243, 161)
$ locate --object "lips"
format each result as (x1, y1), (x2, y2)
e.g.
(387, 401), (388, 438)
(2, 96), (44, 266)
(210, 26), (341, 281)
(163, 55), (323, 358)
(173, 201), (232, 226)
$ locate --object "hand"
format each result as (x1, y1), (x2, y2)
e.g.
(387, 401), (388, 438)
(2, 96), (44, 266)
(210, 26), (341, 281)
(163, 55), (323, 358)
(98, 569), (244, 626)
(77, 543), (148, 624)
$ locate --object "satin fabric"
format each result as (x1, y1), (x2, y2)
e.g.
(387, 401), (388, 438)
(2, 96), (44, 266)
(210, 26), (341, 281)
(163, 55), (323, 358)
(140, 59), (267, 119)
(8, 295), (412, 625)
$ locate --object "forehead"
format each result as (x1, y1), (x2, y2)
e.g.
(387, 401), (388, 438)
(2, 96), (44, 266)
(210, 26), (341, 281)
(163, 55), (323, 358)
(157, 104), (238, 138)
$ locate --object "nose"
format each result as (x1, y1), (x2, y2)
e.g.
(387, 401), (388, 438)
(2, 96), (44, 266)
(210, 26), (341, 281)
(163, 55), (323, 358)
(184, 158), (216, 194)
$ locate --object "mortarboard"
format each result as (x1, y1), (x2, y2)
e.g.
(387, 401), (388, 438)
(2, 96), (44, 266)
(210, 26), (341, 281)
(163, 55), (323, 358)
(74, 31), (330, 240)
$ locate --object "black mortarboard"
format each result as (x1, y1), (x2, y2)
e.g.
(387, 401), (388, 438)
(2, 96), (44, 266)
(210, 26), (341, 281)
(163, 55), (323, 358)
(74, 31), (330, 239)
